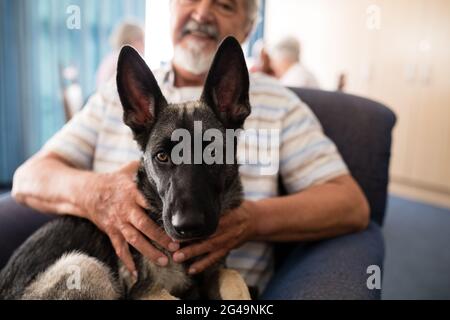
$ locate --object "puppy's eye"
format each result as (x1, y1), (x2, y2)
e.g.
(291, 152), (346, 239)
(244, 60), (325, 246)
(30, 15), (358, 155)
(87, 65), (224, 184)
(156, 152), (170, 163)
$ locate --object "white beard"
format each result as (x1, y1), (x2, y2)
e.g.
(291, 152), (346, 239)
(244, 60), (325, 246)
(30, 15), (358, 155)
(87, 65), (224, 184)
(173, 39), (216, 76)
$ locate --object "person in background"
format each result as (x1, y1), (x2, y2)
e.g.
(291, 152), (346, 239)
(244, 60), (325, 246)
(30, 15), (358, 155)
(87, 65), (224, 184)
(96, 20), (145, 88)
(270, 36), (320, 89)
(249, 39), (275, 76)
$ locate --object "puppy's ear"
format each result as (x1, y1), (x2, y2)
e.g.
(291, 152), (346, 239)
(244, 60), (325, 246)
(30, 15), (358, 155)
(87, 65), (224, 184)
(117, 46), (167, 149)
(201, 37), (251, 129)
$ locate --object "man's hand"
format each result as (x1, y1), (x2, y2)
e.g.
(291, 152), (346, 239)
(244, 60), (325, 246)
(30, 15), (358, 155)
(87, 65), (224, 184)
(82, 161), (179, 277)
(172, 201), (257, 274)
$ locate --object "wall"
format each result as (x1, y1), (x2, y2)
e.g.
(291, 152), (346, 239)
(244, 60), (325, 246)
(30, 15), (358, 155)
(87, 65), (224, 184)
(265, 0), (450, 208)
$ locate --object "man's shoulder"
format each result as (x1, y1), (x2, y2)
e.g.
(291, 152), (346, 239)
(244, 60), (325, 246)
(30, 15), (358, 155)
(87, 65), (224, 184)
(153, 67), (170, 84)
(96, 76), (121, 106)
(249, 72), (310, 118)
(96, 67), (168, 104)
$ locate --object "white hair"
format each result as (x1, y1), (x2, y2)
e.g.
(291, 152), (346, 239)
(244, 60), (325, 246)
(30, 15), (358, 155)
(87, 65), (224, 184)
(109, 20), (144, 50)
(173, 39), (215, 75)
(272, 36), (301, 63)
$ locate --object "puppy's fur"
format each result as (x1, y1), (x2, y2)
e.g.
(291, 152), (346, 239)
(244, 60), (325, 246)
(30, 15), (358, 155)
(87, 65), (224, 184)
(0, 37), (252, 300)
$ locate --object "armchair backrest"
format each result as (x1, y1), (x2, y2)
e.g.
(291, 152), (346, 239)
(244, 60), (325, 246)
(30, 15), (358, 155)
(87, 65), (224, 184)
(289, 88), (397, 225)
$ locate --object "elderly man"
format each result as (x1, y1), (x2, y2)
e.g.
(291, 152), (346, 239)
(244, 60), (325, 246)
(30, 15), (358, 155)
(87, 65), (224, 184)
(1, 0), (382, 299)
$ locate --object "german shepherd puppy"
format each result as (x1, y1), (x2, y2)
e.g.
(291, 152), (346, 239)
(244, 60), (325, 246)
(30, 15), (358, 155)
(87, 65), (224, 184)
(0, 37), (252, 300)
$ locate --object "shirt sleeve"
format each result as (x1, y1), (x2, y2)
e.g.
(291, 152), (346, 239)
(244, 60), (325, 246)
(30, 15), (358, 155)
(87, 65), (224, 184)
(279, 99), (349, 194)
(42, 92), (106, 170)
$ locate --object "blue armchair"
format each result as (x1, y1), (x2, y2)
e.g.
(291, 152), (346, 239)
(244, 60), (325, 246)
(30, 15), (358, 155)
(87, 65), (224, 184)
(295, 88), (396, 226)
(263, 88), (396, 300)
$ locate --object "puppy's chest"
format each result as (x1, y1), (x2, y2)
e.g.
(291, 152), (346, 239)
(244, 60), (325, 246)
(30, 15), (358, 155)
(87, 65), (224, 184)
(120, 256), (192, 297)
(143, 256), (192, 292)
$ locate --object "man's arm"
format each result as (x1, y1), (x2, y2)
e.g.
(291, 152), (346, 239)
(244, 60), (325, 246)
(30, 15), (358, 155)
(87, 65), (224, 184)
(250, 174), (370, 242)
(12, 151), (178, 276)
(12, 151), (94, 218)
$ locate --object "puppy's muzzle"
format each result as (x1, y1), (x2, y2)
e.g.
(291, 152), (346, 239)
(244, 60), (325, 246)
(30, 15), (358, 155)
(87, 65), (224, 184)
(171, 211), (209, 240)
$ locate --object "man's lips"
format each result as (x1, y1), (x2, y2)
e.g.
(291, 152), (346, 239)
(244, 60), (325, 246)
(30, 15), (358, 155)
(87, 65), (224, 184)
(188, 31), (214, 39)
(182, 30), (217, 41)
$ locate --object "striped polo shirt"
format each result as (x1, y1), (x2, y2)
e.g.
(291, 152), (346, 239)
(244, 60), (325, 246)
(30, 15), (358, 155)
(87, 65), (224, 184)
(43, 68), (348, 293)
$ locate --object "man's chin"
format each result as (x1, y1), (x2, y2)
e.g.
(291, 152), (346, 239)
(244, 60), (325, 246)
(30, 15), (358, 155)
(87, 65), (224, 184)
(173, 41), (217, 76)
(181, 34), (218, 50)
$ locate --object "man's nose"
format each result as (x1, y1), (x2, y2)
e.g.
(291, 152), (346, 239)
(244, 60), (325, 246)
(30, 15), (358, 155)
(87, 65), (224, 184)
(191, 0), (214, 24)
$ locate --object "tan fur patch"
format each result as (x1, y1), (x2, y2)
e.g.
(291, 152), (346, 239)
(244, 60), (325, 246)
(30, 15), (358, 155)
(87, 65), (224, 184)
(139, 288), (179, 300)
(22, 252), (120, 300)
(218, 269), (251, 300)
(119, 257), (191, 299)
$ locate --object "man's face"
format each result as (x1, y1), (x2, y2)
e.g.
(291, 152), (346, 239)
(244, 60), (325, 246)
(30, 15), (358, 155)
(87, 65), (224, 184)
(171, 0), (250, 75)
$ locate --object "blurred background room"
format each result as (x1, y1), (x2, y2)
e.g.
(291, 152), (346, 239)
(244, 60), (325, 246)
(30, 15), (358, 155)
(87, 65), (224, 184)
(0, 0), (449, 299)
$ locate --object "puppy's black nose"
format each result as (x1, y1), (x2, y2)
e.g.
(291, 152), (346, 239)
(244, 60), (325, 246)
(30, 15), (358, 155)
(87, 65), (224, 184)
(171, 213), (206, 238)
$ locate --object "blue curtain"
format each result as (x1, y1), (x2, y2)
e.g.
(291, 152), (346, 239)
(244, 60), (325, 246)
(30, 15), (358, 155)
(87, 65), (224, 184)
(247, 0), (266, 57)
(0, 0), (145, 185)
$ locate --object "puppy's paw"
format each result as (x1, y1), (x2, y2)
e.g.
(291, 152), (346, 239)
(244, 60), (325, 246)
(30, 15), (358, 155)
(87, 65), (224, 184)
(140, 289), (179, 300)
(218, 269), (251, 300)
